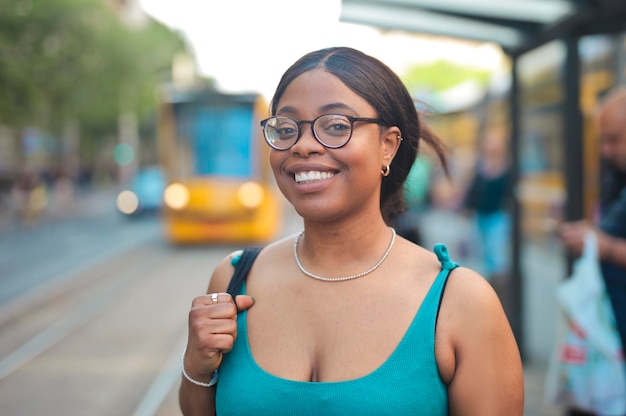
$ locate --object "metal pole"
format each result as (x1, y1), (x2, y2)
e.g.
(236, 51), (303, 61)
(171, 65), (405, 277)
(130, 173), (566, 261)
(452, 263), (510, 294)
(616, 33), (626, 85)
(563, 38), (584, 223)
(563, 37), (584, 273)
(509, 56), (524, 357)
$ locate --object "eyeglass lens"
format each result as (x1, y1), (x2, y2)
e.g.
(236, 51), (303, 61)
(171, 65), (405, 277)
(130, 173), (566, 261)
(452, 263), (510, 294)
(263, 114), (354, 150)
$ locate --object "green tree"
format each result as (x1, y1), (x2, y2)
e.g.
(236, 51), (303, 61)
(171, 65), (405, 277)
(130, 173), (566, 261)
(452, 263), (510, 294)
(0, 0), (188, 169)
(402, 60), (490, 93)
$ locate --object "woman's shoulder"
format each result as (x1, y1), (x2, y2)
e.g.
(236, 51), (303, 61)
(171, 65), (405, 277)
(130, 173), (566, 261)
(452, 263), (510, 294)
(207, 234), (297, 293)
(438, 265), (512, 349)
(444, 266), (501, 312)
(207, 249), (243, 293)
(249, 234), (298, 275)
(436, 265), (513, 361)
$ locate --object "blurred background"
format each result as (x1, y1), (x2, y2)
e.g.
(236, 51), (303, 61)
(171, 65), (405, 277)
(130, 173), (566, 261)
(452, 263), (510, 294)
(0, 0), (625, 414)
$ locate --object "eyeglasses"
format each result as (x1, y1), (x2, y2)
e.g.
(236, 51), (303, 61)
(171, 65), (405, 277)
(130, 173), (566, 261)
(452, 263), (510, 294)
(260, 114), (385, 151)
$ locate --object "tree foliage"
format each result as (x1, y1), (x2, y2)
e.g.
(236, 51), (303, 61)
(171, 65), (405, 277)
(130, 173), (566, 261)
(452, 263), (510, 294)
(0, 0), (188, 150)
(402, 60), (490, 93)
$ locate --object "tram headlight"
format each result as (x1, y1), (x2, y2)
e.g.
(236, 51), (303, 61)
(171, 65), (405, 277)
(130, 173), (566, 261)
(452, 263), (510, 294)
(117, 190), (139, 215)
(237, 182), (264, 209)
(164, 183), (190, 210)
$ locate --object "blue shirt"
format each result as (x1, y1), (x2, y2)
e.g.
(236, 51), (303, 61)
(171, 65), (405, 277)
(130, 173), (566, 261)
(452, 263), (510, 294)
(599, 188), (626, 348)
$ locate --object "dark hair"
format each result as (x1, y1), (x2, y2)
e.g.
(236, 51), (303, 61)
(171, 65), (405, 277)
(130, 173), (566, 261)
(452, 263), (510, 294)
(270, 47), (448, 222)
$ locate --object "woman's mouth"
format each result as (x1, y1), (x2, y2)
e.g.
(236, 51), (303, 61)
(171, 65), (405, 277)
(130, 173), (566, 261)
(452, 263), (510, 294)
(294, 170), (336, 184)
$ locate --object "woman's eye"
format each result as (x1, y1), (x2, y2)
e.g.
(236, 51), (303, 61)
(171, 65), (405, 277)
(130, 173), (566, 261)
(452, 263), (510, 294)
(327, 122), (350, 131)
(277, 127), (297, 136)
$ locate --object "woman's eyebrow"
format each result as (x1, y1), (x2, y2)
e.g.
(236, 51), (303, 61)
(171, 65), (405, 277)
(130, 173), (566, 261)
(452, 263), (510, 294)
(276, 103), (357, 117)
(320, 102), (355, 113)
(275, 106), (297, 116)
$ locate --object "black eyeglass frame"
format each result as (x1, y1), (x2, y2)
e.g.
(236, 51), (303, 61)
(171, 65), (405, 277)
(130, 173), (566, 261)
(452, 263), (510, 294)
(260, 114), (386, 150)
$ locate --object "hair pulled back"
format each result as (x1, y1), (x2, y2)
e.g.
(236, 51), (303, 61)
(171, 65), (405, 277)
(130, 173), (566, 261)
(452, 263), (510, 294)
(270, 47), (448, 222)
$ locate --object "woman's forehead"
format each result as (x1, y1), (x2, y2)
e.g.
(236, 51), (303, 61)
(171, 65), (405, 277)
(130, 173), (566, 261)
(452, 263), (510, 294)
(276, 69), (372, 115)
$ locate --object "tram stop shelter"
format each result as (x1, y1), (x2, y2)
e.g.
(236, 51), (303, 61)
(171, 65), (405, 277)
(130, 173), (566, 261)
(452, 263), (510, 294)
(340, 0), (626, 359)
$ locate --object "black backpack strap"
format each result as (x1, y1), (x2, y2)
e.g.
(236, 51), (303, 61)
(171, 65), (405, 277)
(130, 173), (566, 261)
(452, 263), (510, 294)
(226, 247), (262, 303)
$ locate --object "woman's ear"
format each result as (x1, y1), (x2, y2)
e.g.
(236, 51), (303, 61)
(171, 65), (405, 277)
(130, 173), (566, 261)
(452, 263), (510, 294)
(381, 127), (402, 165)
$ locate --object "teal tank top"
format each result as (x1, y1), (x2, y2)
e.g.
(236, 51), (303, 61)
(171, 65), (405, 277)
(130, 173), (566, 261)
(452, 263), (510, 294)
(216, 244), (459, 415)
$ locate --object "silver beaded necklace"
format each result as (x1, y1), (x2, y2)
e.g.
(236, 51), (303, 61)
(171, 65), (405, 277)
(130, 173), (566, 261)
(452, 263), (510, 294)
(293, 227), (397, 282)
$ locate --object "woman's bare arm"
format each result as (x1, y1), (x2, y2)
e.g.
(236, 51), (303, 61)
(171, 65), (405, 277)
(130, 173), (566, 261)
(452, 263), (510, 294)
(441, 268), (524, 415)
(179, 253), (253, 416)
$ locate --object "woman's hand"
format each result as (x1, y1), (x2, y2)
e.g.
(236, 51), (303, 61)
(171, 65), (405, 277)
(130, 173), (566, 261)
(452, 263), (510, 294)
(183, 293), (255, 383)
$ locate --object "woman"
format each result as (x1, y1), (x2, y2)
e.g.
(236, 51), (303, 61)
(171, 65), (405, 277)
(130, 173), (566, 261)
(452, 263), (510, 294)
(180, 47), (524, 415)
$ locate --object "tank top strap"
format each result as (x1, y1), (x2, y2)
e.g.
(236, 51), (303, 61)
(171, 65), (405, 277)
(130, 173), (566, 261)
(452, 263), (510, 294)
(433, 243), (459, 271)
(230, 250), (243, 266)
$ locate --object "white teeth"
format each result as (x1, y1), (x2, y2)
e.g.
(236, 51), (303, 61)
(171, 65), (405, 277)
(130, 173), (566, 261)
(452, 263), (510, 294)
(294, 171), (335, 183)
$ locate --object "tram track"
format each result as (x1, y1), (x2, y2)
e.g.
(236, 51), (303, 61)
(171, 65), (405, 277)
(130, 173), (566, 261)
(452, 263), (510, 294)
(0, 239), (230, 415)
(0, 244), (165, 381)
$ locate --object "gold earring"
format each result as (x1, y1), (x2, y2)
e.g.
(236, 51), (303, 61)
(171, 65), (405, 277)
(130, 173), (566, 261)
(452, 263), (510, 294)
(381, 164), (391, 177)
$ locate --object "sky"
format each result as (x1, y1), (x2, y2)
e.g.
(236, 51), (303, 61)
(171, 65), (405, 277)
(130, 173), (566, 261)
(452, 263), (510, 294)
(138, 0), (504, 100)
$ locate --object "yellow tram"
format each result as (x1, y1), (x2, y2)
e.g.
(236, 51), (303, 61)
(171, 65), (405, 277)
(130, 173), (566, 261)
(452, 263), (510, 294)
(157, 86), (282, 244)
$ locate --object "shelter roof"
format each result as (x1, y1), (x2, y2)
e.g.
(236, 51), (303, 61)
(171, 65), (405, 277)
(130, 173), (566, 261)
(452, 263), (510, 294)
(340, 0), (626, 56)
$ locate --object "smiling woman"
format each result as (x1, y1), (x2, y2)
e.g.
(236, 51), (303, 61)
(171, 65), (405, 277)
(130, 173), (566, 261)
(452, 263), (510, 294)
(179, 46), (524, 415)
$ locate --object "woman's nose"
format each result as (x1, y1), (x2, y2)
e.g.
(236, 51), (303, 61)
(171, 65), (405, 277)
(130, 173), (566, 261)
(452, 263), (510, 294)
(290, 124), (324, 156)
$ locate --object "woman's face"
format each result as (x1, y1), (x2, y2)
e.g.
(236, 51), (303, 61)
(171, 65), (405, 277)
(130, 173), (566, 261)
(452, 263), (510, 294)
(269, 69), (399, 223)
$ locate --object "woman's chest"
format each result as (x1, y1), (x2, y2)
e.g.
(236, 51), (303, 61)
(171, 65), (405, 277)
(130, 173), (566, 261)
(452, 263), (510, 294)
(244, 278), (430, 382)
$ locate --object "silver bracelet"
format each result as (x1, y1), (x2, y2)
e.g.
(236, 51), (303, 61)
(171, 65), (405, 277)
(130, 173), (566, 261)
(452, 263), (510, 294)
(181, 352), (219, 387)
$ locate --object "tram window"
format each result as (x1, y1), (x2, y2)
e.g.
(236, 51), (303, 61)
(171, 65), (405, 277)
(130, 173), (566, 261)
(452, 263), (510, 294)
(174, 103), (255, 178)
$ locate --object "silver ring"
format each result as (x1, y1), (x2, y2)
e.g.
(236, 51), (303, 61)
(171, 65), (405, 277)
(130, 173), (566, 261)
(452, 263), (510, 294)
(211, 293), (218, 304)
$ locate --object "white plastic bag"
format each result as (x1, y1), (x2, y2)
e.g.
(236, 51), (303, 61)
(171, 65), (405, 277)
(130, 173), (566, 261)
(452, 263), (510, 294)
(545, 231), (626, 415)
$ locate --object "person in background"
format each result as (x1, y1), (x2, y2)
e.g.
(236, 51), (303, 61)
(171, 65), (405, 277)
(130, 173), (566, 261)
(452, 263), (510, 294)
(463, 131), (513, 283)
(180, 47), (524, 415)
(11, 167), (48, 226)
(391, 153), (433, 244)
(559, 85), (626, 416)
